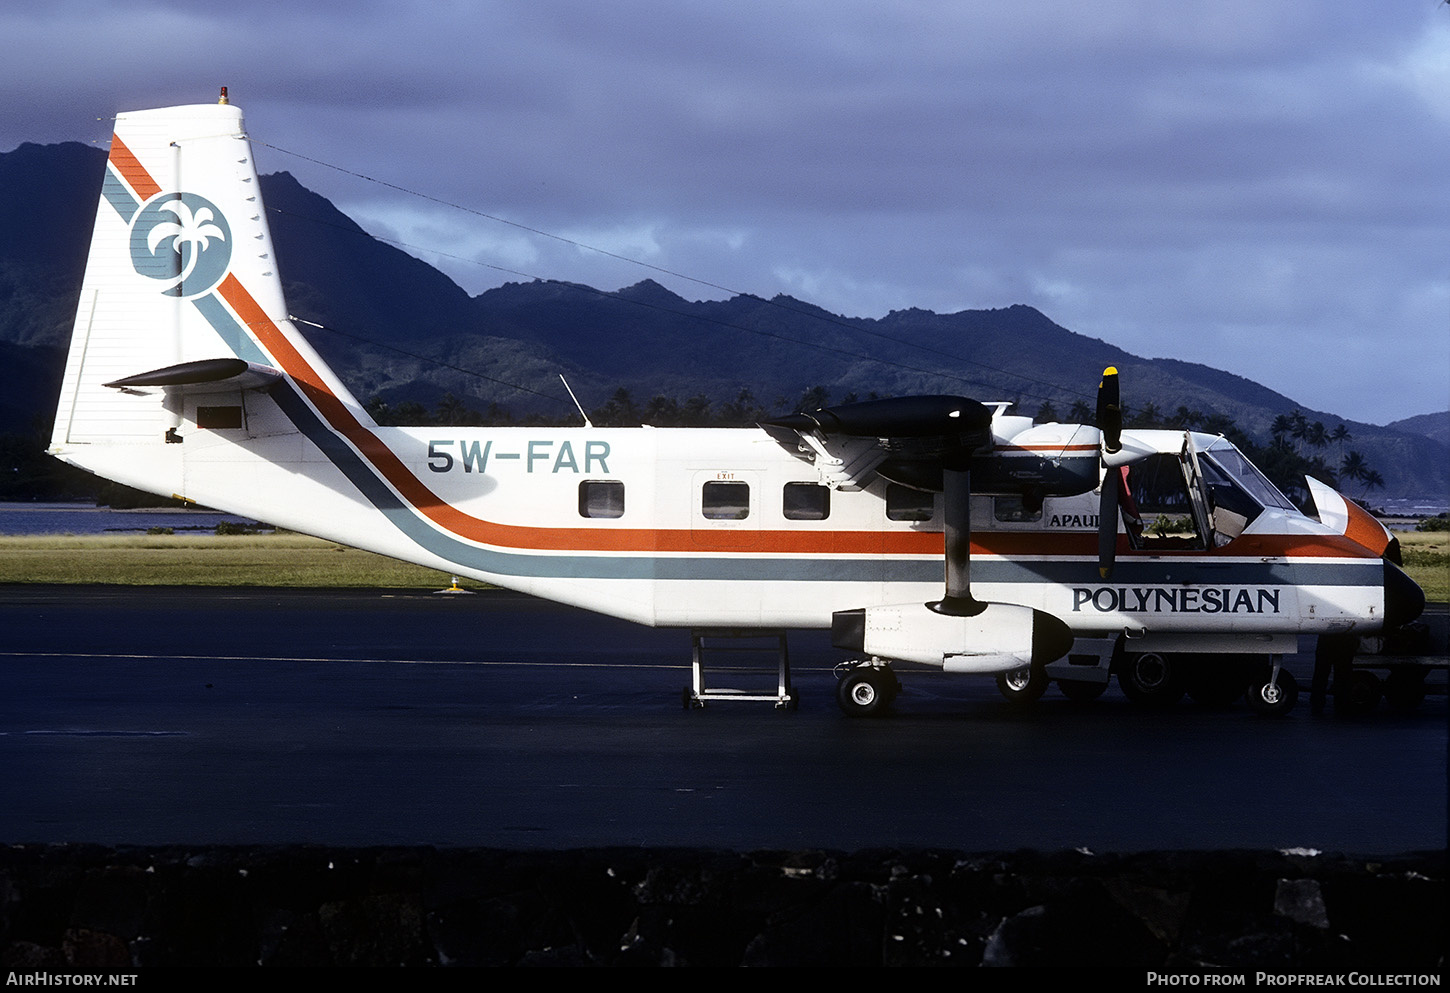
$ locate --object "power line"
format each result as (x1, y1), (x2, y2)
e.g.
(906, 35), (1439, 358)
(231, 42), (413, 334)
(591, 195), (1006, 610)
(256, 139), (1103, 410)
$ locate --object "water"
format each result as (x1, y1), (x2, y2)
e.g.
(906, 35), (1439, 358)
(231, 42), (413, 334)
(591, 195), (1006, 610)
(1379, 497), (1450, 518)
(0, 502), (269, 536)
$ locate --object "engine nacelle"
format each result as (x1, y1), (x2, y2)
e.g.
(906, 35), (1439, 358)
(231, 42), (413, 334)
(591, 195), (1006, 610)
(831, 601), (1073, 672)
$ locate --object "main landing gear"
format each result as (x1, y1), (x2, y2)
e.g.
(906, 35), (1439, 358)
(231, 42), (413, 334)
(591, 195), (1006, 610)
(1111, 649), (1301, 716)
(995, 664), (1049, 705)
(835, 661), (902, 718)
(1245, 660), (1298, 717)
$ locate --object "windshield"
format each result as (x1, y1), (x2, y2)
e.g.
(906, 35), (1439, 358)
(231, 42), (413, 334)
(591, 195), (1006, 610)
(1201, 448), (1297, 512)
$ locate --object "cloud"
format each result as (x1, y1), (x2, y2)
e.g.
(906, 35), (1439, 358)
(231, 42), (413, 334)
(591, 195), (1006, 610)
(2, 0), (1447, 424)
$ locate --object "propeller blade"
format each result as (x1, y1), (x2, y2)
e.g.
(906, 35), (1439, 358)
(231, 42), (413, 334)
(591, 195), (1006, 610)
(1096, 366), (1122, 455)
(1096, 366), (1123, 578)
(1098, 472), (1119, 579)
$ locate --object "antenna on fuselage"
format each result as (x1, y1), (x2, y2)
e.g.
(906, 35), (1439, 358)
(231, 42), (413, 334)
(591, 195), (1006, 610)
(559, 375), (593, 428)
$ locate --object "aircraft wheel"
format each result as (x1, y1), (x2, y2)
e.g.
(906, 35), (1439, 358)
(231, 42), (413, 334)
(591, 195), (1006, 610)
(1384, 670), (1427, 713)
(1246, 670), (1298, 717)
(996, 665), (1048, 705)
(1117, 652), (1185, 707)
(1057, 678), (1107, 702)
(837, 667), (892, 718)
(1335, 670), (1381, 716)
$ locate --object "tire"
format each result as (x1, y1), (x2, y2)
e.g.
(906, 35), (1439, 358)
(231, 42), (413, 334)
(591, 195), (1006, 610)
(1058, 678), (1107, 702)
(1117, 652), (1185, 707)
(837, 667), (892, 718)
(1246, 669), (1298, 717)
(996, 665), (1048, 705)
(1335, 670), (1381, 716)
(1384, 670), (1427, 713)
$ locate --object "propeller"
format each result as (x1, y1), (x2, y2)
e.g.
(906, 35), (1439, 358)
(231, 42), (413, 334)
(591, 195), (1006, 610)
(1096, 367), (1122, 579)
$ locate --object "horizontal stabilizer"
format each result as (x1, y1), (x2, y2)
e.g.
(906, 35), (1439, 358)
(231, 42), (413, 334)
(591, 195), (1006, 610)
(104, 358), (283, 395)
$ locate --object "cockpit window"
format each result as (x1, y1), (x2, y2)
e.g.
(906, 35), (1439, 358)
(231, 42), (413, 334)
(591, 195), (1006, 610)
(1197, 457), (1261, 542)
(1201, 449), (1296, 512)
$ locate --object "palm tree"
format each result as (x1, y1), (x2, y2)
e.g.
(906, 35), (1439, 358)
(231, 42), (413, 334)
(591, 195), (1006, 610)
(1133, 402), (1163, 428)
(643, 394), (682, 426)
(682, 394), (712, 426)
(1289, 411), (1309, 453)
(1201, 413), (1236, 436)
(720, 388), (763, 426)
(593, 388), (640, 427)
(1306, 421), (1328, 452)
(1340, 450), (1368, 485)
(1169, 406), (1203, 430)
(1360, 469), (1385, 501)
(434, 393), (470, 426)
(1329, 423), (1351, 458)
(796, 385), (830, 413)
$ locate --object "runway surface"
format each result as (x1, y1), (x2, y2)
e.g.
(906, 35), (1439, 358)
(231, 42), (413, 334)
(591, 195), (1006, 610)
(1, 586), (1444, 854)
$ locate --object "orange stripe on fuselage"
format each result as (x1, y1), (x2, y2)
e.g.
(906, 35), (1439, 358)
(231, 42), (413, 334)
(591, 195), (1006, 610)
(213, 277), (1386, 563)
(107, 136), (161, 201)
(217, 275), (907, 554)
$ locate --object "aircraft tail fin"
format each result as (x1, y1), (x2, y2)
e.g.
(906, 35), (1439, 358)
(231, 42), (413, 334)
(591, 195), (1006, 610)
(50, 99), (367, 486)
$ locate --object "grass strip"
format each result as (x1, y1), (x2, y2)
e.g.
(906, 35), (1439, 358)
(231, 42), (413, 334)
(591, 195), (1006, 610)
(0, 533), (484, 589)
(0, 530), (1444, 601)
(1396, 531), (1449, 603)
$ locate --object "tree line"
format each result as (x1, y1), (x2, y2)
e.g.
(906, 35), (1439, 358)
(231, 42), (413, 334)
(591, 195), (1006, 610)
(0, 387), (1386, 510)
(368, 388), (1385, 510)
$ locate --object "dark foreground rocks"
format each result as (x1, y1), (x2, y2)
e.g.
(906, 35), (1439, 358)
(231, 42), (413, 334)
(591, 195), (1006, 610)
(1, 846), (1443, 969)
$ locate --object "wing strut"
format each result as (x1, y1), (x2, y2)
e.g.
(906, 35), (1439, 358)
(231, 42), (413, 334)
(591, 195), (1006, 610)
(934, 456), (986, 616)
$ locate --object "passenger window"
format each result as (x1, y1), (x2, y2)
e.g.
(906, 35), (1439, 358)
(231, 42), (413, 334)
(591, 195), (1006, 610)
(578, 480), (624, 519)
(783, 482), (830, 521)
(702, 480), (750, 520)
(886, 484), (934, 522)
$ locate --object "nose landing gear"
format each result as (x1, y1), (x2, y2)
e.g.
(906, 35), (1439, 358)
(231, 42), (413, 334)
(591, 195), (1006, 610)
(835, 661), (901, 717)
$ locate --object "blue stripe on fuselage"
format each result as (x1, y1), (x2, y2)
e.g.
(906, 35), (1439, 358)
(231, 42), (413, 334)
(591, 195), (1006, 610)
(179, 276), (1386, 589)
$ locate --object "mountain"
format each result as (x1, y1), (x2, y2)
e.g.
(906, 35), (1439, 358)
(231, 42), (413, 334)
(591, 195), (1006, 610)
(1387, 411), (1450, 449)
(2, 140), (1447, 502)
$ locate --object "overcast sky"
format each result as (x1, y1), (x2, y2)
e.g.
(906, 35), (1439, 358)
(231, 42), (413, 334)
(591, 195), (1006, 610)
(4, 1), (1448, 426)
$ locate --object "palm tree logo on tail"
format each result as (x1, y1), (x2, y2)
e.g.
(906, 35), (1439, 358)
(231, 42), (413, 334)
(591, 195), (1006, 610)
(129, 192), (232, 298)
